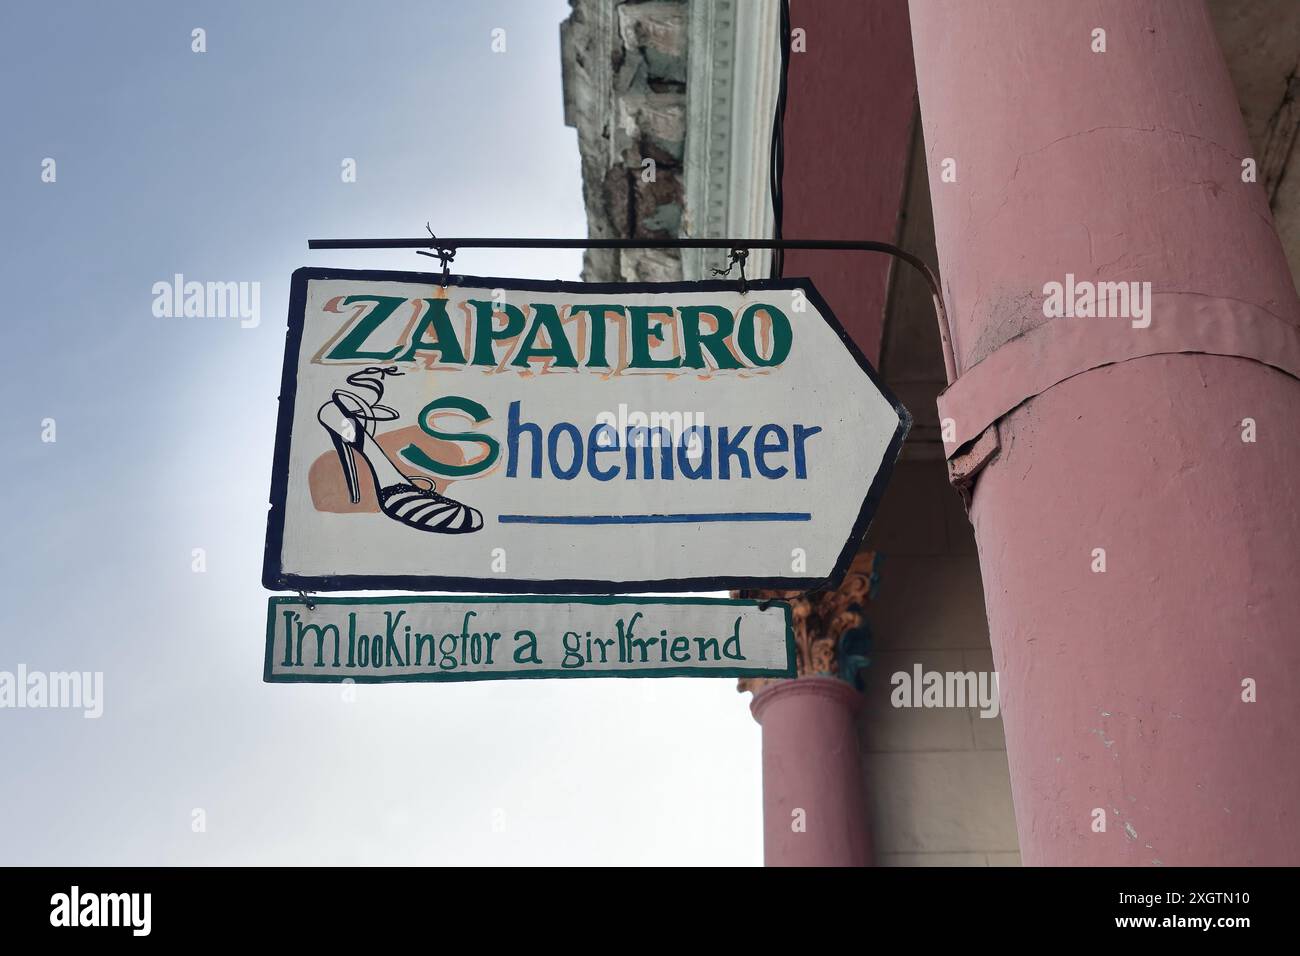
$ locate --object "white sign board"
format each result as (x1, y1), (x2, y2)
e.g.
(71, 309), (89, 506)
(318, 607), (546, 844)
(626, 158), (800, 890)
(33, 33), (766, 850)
(262, 268), (908, 592)
(264, 595), (794, 682)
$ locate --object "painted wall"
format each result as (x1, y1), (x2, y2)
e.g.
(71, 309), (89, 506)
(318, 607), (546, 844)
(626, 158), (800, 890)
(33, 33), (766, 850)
(780, 0), (917, 363)
(780, 0), (1300, 868)
(860, 124), (1020, 865)
(860, 458), (1020, 865)
(778, 0), (1022, 862)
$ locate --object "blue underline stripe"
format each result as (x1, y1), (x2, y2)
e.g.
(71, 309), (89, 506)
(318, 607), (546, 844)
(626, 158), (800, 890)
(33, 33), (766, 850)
(497, 512), (812, 525)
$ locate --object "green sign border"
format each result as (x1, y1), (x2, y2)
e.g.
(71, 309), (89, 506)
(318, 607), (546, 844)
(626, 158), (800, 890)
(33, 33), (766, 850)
(264, 594), (796, 683)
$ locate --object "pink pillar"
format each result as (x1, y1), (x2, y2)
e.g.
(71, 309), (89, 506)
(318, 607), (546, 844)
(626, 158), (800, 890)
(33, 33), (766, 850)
(750, 678), (870, 866)
(910, 0), (1300, 864)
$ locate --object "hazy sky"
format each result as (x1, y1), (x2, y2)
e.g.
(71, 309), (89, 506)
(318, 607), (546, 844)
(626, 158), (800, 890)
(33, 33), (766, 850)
(0, 0), (762, 865)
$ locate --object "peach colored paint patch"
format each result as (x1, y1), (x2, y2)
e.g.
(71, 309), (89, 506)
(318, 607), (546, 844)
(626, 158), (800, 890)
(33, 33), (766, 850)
(307, 426), (466, 513)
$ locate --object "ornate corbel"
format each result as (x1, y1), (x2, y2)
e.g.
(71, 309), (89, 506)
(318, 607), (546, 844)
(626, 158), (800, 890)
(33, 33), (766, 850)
(736, 550), (879, 695)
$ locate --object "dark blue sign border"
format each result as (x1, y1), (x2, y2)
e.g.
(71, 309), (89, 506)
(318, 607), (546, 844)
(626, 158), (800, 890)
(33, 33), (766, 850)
(262, 267), (911, 594)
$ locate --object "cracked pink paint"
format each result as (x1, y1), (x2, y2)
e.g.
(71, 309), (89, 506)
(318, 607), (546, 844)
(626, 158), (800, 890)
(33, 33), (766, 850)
(910, 0), (1300, 864)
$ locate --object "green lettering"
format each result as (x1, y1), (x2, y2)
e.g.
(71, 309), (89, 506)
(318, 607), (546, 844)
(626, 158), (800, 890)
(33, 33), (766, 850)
(400, 395), (500, 477)
(396, 298), (467, 364)
(469, 299), (526, 366)
(737, 303), (793, 367)
(324, 295), (409, 361)
(680, 305), (742, 369)
(511, 304), (579, 368)
(513, 629), (541, 665)
(569, 304), (623, 368)
(627, 306), (682, 369)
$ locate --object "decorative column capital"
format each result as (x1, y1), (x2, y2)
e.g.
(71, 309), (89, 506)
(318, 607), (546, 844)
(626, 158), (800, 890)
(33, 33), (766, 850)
(736, 550), (878, 696)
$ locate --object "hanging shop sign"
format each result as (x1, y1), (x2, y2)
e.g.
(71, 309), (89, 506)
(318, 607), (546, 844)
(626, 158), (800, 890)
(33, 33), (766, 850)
(264, 595), (794, 682)
(262, 267), (909, 593)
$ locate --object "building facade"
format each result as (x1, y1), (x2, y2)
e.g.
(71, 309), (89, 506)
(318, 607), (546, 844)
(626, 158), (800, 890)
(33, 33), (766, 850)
(562, 0), (1300, 866)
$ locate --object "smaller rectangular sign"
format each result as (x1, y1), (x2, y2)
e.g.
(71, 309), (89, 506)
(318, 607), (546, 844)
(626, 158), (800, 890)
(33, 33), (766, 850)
(264, 595), (794, 683)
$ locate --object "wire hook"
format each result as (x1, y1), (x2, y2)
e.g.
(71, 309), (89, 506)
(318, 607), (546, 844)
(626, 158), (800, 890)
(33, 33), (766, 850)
(711, 248), (750, 294)
(416, 223), (456, 287)
(296, 590), (316, 611)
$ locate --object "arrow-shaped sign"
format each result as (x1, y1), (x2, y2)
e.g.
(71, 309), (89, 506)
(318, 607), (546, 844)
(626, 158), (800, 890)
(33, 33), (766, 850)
(263, 268), (909, 593)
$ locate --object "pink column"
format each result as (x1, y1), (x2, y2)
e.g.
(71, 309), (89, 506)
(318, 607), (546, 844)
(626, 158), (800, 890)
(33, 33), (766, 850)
(909, 0), (1300, 864)
(750, 678), (870, 866)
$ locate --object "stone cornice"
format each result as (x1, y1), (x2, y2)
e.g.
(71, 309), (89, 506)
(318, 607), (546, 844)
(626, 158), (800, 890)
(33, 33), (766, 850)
(683, 0), (780, 280)
(562, 0), (779, 282)
(562, 0), (688, 282)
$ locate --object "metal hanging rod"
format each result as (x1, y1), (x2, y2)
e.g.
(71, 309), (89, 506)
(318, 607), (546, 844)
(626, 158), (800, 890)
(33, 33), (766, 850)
(305, 236), (956, 384)
(315, 236), (909, 252)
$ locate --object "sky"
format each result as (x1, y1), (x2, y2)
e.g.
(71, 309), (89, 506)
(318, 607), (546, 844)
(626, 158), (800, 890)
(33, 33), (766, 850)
(0, 0), (763, 865)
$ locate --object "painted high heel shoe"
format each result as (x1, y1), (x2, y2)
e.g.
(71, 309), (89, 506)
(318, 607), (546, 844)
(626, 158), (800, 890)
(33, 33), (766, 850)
(317, 368), (483, 534)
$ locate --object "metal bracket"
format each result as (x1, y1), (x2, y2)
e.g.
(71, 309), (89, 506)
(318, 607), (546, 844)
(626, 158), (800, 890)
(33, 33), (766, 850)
(307, 235), (956, 384)
(415, 224), (456, 287)
(711, 248), (750, 294)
